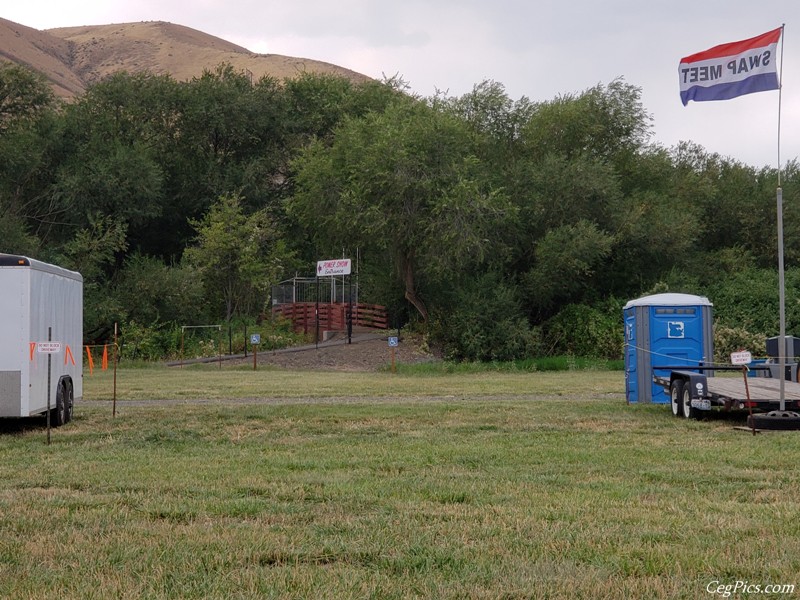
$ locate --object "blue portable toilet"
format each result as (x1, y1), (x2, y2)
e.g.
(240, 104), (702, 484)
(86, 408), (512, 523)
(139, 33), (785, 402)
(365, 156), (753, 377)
(623, 293), (714, 404)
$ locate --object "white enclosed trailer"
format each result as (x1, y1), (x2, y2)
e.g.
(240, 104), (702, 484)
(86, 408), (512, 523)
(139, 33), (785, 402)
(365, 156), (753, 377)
(0, 254), (83, 425)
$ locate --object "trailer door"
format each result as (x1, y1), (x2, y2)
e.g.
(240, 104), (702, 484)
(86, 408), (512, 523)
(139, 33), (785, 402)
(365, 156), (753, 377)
(0, 266), (27, 417)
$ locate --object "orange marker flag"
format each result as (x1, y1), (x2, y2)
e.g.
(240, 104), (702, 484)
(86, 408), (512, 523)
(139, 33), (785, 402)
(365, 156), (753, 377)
(30, 342), (36, 361)
(64, 344), (76, 366)
(86, 346), (95, 375)
(102, 345), (108, 371)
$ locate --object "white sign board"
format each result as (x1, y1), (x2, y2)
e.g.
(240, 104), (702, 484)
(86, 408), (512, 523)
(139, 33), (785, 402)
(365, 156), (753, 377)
(250, 334), (261, 345)
(730, 350), (753, 365)
(388, 336), (399, 347)
(37, 342), (62, 354)
(317, 259), (352, 276)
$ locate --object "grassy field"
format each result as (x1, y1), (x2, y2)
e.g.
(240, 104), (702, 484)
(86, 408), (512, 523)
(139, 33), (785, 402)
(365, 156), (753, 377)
(1, 366), (799, 599)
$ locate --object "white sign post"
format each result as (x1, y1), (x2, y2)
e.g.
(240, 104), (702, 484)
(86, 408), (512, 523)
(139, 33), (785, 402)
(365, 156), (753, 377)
(316, 258), (354, 345)
(39, 331), (62, 445)
(731, 349), (755, 433)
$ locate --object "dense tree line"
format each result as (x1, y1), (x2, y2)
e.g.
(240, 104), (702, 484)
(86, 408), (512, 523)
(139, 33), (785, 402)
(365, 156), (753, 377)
(2, 60), (798, 361)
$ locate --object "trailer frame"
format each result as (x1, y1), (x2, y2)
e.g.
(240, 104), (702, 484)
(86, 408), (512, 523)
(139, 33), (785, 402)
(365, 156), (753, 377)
(653, 365), (800, 419)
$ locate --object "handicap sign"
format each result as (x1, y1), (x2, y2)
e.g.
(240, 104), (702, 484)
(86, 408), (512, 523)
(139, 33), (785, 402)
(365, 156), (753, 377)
(388, 336), (399, 347)
(667, 322), (685, 339)
(250, 333), (261, 345)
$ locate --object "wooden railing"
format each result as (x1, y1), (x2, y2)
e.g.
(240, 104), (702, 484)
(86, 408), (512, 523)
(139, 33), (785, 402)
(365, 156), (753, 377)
(272, 302), (388, 336)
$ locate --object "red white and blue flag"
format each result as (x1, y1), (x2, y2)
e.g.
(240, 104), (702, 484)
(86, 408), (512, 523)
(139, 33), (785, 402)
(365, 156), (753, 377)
(679, 27), (782, 106)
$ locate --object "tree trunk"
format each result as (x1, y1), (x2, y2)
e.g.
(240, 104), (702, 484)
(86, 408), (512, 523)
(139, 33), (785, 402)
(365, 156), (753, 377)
(400, 253), (428, 321)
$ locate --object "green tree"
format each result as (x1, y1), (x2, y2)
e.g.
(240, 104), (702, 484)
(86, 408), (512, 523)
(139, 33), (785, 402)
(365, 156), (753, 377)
(167, 66), (297, 256)
(522, 78), (652, 163)
(48, 72), (174, 248)
(431, 271), (537, 362)
(435, 79), (535, 170)
(183, 193), (290, 324)
(0, 62), (61, 254)
(113, 254), (208, 327)
(57, 214), (129, 340)
(522, 219), (614, 314)
(290, 98), (513, 321)
(283, 72), (358, 143)
(0, 62), (56, 131)
(508, 80), (659, 316)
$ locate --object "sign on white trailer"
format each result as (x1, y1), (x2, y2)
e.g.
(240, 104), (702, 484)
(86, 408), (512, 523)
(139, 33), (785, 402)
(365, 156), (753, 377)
(37, 342), (63, 354)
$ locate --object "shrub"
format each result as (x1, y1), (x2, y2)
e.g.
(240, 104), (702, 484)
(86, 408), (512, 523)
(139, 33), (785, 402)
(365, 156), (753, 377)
(430, 274), (541, 362)
(714, 323), (767, 362)
(117, 316), (309, 362)
(542, 299), (624, 359)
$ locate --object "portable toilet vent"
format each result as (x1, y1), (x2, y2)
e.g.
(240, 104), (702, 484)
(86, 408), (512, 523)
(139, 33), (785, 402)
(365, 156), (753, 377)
(623, 293), (714, 404)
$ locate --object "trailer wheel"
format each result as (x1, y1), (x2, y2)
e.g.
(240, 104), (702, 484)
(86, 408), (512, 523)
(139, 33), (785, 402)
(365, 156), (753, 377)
(64, 379), (74, 424)
(51, 381), (67, 427)
(670, 380), (684, 417)
(682, 385), (699, 420)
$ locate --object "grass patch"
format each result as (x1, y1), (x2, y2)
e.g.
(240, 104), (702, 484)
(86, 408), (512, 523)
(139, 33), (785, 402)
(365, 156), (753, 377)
(390, 355), (624, 375)
(2, 368), (799, 599)
(81, 365), (623, 402)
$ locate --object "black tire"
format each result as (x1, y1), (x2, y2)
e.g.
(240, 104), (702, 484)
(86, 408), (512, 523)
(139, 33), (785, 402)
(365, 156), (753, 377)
(64, 379), (74, 424)
(51, 381), (67, 427)
(748, 411), (800, 430)
(682, 385), (700, 420)
(670, 380), (684, 417)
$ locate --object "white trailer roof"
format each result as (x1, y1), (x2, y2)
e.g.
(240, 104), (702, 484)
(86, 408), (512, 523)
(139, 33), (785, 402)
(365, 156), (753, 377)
(0, 254), (83, 282)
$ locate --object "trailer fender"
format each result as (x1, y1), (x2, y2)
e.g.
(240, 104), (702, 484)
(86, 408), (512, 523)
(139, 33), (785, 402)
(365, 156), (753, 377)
(670, 371), (708, 400)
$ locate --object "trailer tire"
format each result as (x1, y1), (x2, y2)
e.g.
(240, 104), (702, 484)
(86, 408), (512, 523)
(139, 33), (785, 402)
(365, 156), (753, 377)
(64, 379), (74, 424)
(670, 380), (684, 417)
(51, 381), (67, 427)
(682, 385), (700, 420)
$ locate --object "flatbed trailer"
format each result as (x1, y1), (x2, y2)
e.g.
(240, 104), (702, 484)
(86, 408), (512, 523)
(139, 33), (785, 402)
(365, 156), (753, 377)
(653, 367), (800, 419)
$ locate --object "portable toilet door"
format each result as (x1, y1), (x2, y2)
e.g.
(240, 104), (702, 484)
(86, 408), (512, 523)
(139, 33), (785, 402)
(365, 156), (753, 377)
(623, 293), (714, 404)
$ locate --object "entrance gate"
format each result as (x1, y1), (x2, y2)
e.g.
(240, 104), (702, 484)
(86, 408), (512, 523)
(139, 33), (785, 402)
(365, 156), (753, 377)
(271, 276), (388, 339)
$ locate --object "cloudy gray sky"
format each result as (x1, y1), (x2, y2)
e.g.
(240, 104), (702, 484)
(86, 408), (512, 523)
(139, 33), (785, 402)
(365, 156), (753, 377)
(6, 1), (799, 168)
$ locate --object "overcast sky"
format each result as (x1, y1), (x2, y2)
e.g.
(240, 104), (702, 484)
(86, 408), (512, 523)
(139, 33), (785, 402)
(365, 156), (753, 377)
(5, 1), (800, 169)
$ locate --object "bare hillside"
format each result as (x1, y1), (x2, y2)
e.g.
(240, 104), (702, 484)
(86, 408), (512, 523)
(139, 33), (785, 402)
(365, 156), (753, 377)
(0, 17), (85, 97)
(0, 18), (370, 99)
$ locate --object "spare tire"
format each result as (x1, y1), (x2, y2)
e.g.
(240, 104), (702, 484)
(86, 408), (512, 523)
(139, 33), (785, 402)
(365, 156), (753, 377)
(747, 411), (800, 431)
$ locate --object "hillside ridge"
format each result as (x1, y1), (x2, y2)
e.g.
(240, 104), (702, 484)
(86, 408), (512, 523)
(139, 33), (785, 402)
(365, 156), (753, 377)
(0, 17), (370, 98)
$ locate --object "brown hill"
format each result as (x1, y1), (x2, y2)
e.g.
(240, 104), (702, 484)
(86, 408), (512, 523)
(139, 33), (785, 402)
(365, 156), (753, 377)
(0, 18), (371, 99)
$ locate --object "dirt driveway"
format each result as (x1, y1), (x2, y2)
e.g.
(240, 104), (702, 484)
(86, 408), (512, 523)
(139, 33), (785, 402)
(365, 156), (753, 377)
(229, 331), (437, 372)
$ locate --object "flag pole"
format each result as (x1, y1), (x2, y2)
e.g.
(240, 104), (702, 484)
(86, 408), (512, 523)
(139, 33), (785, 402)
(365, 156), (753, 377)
(778, 23), (785, 186)
(776, 23), (786, 411)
